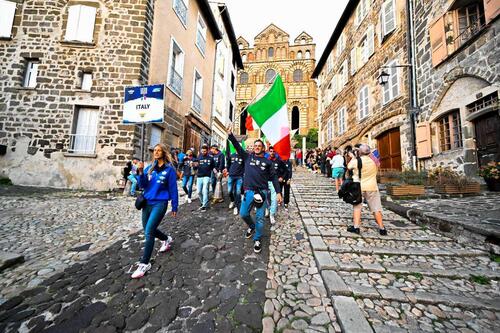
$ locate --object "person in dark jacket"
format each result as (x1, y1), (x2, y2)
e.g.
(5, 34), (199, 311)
(227, 127), (282, 253)
(282, 159), (293, 209)
(195, 144), (215, 211)
(210, 144), (225, 196)
(132, 144), (178, 279)
(178, 149), (196, 203)
(267, 146), (287, 224)
(226, 150), (244, 215)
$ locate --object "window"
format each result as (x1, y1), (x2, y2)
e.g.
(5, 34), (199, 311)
(337, 107), (346, 134)
(192, 69), (203, 113)
(382, 59), (400, 104)
(81, 72), (92, 91)
(238, 43), (243, 49)
(336, 34), (345, 57)
(65, 5), (97, 43)
(0, 0), (16, 38)
(268, 47), (274, 58)
(196, 14), (207, 55)
(301, 38), (306, 45)
(23, 59), (39, 88)
(350, 48), (357, 75)
(327, 54), (334, 73)
(297, 51), (303, 59)
(229, 102), (234, 121)
(355, 0), (371, 26)
(240, 72), (248, 84)
(358, 86), (370, 119)
(231, 72), (235, 91)
(327, 117), (333, 141)
(359, 25), (375, 65)
(438, 110), (463, 151)
(173, 0), (188, 26)
(381, 0), (396, 38)
(305, 50), (311, 59)
(150, 126), (162, 148)
(340, 60), (348, 87)
(167, 38), (184, 97)
(265, 69), (276, 83)
(70, 107), (99, 154)
(293, 69), (303, 82)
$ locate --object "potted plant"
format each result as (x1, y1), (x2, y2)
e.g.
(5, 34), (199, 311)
(478, 162), (500, 192)
(386, 169), (427, 197)
(429, 167), (480, 195)
(378, 169), (401, 184)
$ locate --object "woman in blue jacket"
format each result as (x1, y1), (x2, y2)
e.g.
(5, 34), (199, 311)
(132, 143), (179, 279)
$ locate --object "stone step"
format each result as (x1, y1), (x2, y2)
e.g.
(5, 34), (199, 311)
(0, 251), (24, 272)
(328, 245), (485, 257)
(308, 228), (454, 243)
(331, 296), (374, 333)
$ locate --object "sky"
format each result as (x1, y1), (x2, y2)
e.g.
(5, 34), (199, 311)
(222, 0), (350, 59)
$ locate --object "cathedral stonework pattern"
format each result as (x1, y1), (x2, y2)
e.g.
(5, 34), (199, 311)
(235, 24), (318, 138)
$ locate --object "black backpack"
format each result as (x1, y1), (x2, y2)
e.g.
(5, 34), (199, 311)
(338, 157), (362, 205)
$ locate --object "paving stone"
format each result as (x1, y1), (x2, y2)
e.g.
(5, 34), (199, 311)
(310, 236), (328, 251)
(314, 251), (337, 270)
(321, 270), (350, 296)
(332, 296), (372, 333)
(0, 251), (24, 272)
(377, 288), (408, 302)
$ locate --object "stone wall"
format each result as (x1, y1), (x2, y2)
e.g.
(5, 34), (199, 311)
(0, 0), (153, 190)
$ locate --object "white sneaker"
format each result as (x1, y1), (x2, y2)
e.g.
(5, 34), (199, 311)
(159, 236), (173, 253)
(270, 215), (276, 225)
(229, 202), (234, 209)
(131, 263), (151, 279)
(265, 209), (270, 217)
(187, 198), (192, 204)
(233, 207), (238, 215)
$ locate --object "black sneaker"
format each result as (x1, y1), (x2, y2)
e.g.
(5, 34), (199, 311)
(245, 228), (254, 239)
(284, 204), (288, 209)
(254, 240), (262, 253)
(347, 226), (360, 234)
(200, 206), (207, 212)
(379, 228), (387, 236)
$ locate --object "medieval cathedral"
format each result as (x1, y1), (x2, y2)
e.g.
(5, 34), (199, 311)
(235, 24), (318, 138)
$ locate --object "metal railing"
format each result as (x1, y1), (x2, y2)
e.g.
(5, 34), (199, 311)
(168, 67), (183, 96)
(451, 18), (485, 50)
(467, 94), (499, 114)
(196, 30), (206, 54)
(173, 0), (187, 25)
(68, 134), (97, 155)
(192, 93), (202, 113)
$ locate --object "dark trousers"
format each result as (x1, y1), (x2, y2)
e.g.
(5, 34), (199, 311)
(282, 182), (291, 205)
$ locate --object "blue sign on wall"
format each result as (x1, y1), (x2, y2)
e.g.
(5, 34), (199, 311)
(123, 84), (165, 124)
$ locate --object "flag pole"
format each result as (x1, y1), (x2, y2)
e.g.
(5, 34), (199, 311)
(231, 72), (279, 127)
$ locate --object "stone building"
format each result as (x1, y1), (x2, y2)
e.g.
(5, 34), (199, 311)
(313, 0), (414, 170)
(209, 3), (244, 148)
(235, 24), (318, 138)
(0, 0), (221, 190)
(413, 0), (499, 177)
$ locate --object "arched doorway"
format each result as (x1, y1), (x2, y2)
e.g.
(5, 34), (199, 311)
(240, 108), (247, 135)
(291, 106), (300, 131)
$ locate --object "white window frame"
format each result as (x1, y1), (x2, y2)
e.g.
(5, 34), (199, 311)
(382, 59), (400, 105)
(337, 107), (347, 135)
(172, 0), (189, 27)
(191, 68), (203, 113)
(0, 0), (16, 38)
(149, 125), (163, 148)
(70, 107), (99, 155)
(167, 36), (185, 98)
(341, 60), (348, 87)
(350, 48), (357, 75)
(195, 13), (207, 56)
(358, 85), (370, 120)
(81, 72), (92, 91)
(23, 59), (39, 88)
(336, 34), (345, 57)
(355, 0), (370, 27)
(327, 117), (333, 141)
(381, 0), (396, 38)
(64, 4), (97, 43)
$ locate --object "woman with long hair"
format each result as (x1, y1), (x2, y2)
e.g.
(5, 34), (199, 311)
(132, 143), (178, 279)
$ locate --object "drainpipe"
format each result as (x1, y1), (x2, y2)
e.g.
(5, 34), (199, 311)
(406, 0), (419, 169)
(209, 38), (223, 145)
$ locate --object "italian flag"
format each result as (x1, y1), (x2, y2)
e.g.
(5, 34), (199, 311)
(247, 75), (291, 160)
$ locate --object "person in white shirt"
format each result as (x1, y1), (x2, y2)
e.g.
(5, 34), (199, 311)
(330, 149), (345, 191)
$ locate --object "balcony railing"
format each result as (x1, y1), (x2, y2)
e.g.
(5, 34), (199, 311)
(196, 31), (206, 55)
(68, 134), (97, 155)
(192, 93), (202, 113)
(173, 0), (187, 25)
(168, 67), (183, 96)
(450, 18), (485, 51)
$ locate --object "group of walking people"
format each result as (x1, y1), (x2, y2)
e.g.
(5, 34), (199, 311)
(128, 126), (294, 279)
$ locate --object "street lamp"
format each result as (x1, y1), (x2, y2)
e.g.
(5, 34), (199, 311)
(377, 70), (390, 85)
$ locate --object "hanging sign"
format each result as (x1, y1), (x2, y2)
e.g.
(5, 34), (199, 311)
(123, 84), (165, 123)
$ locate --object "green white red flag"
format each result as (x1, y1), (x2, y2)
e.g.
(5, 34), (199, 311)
(246, 75), (291, 160)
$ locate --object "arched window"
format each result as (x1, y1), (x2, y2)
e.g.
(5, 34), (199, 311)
(238, 43), (243, 49)
(297, 51), (303, 59)
(291, 106), (300, 130)
(248, 52), (254, 61)
(242, 54), (247, 62)
(293, 69), (303, 82)
(305, 50), (311, 59)
(240, 72), (249, 84)
(268, 47), (274, 58)
(301, 38), (306, 45)
(240, 108), (248, 135)
(290, 51), (295, 59)
(265, 69), (276, 83)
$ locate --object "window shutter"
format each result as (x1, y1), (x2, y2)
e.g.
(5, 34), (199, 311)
(416, 122), (432, 158)
(77, 5), (96, 43)
(367, 25), (375, 56)
(176, 50), (184, 77)
(0, 0), (16, 38)
(484, 0), (500, 24)
(383, 0), (396, 36)
(65, 5), (80, 41)
(350, 48), (357, 74)
(198, 76), (203, 97)
(390, 64), (399, 99)
(429, 16), (447, 67)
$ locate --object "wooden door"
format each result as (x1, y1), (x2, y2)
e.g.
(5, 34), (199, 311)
(377, 128), (402, 170)
(475, 112), (500, 167)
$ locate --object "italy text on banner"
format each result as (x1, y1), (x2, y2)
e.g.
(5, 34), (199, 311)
(246, 75), (291, 160)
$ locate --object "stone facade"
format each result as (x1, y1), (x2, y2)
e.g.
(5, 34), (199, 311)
(413, 0), (500, 177)
(314, 0), (413, 170)
(235, 24), (318, 138)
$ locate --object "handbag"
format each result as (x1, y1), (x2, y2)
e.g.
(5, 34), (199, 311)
(338, 157), (363, 205)
(135, 193), (147, 210)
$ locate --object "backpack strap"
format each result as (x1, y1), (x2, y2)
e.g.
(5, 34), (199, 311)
(357, 157), (362, 180)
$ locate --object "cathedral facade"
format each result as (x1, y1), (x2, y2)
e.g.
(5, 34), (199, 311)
(235, 24), (318, 138)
